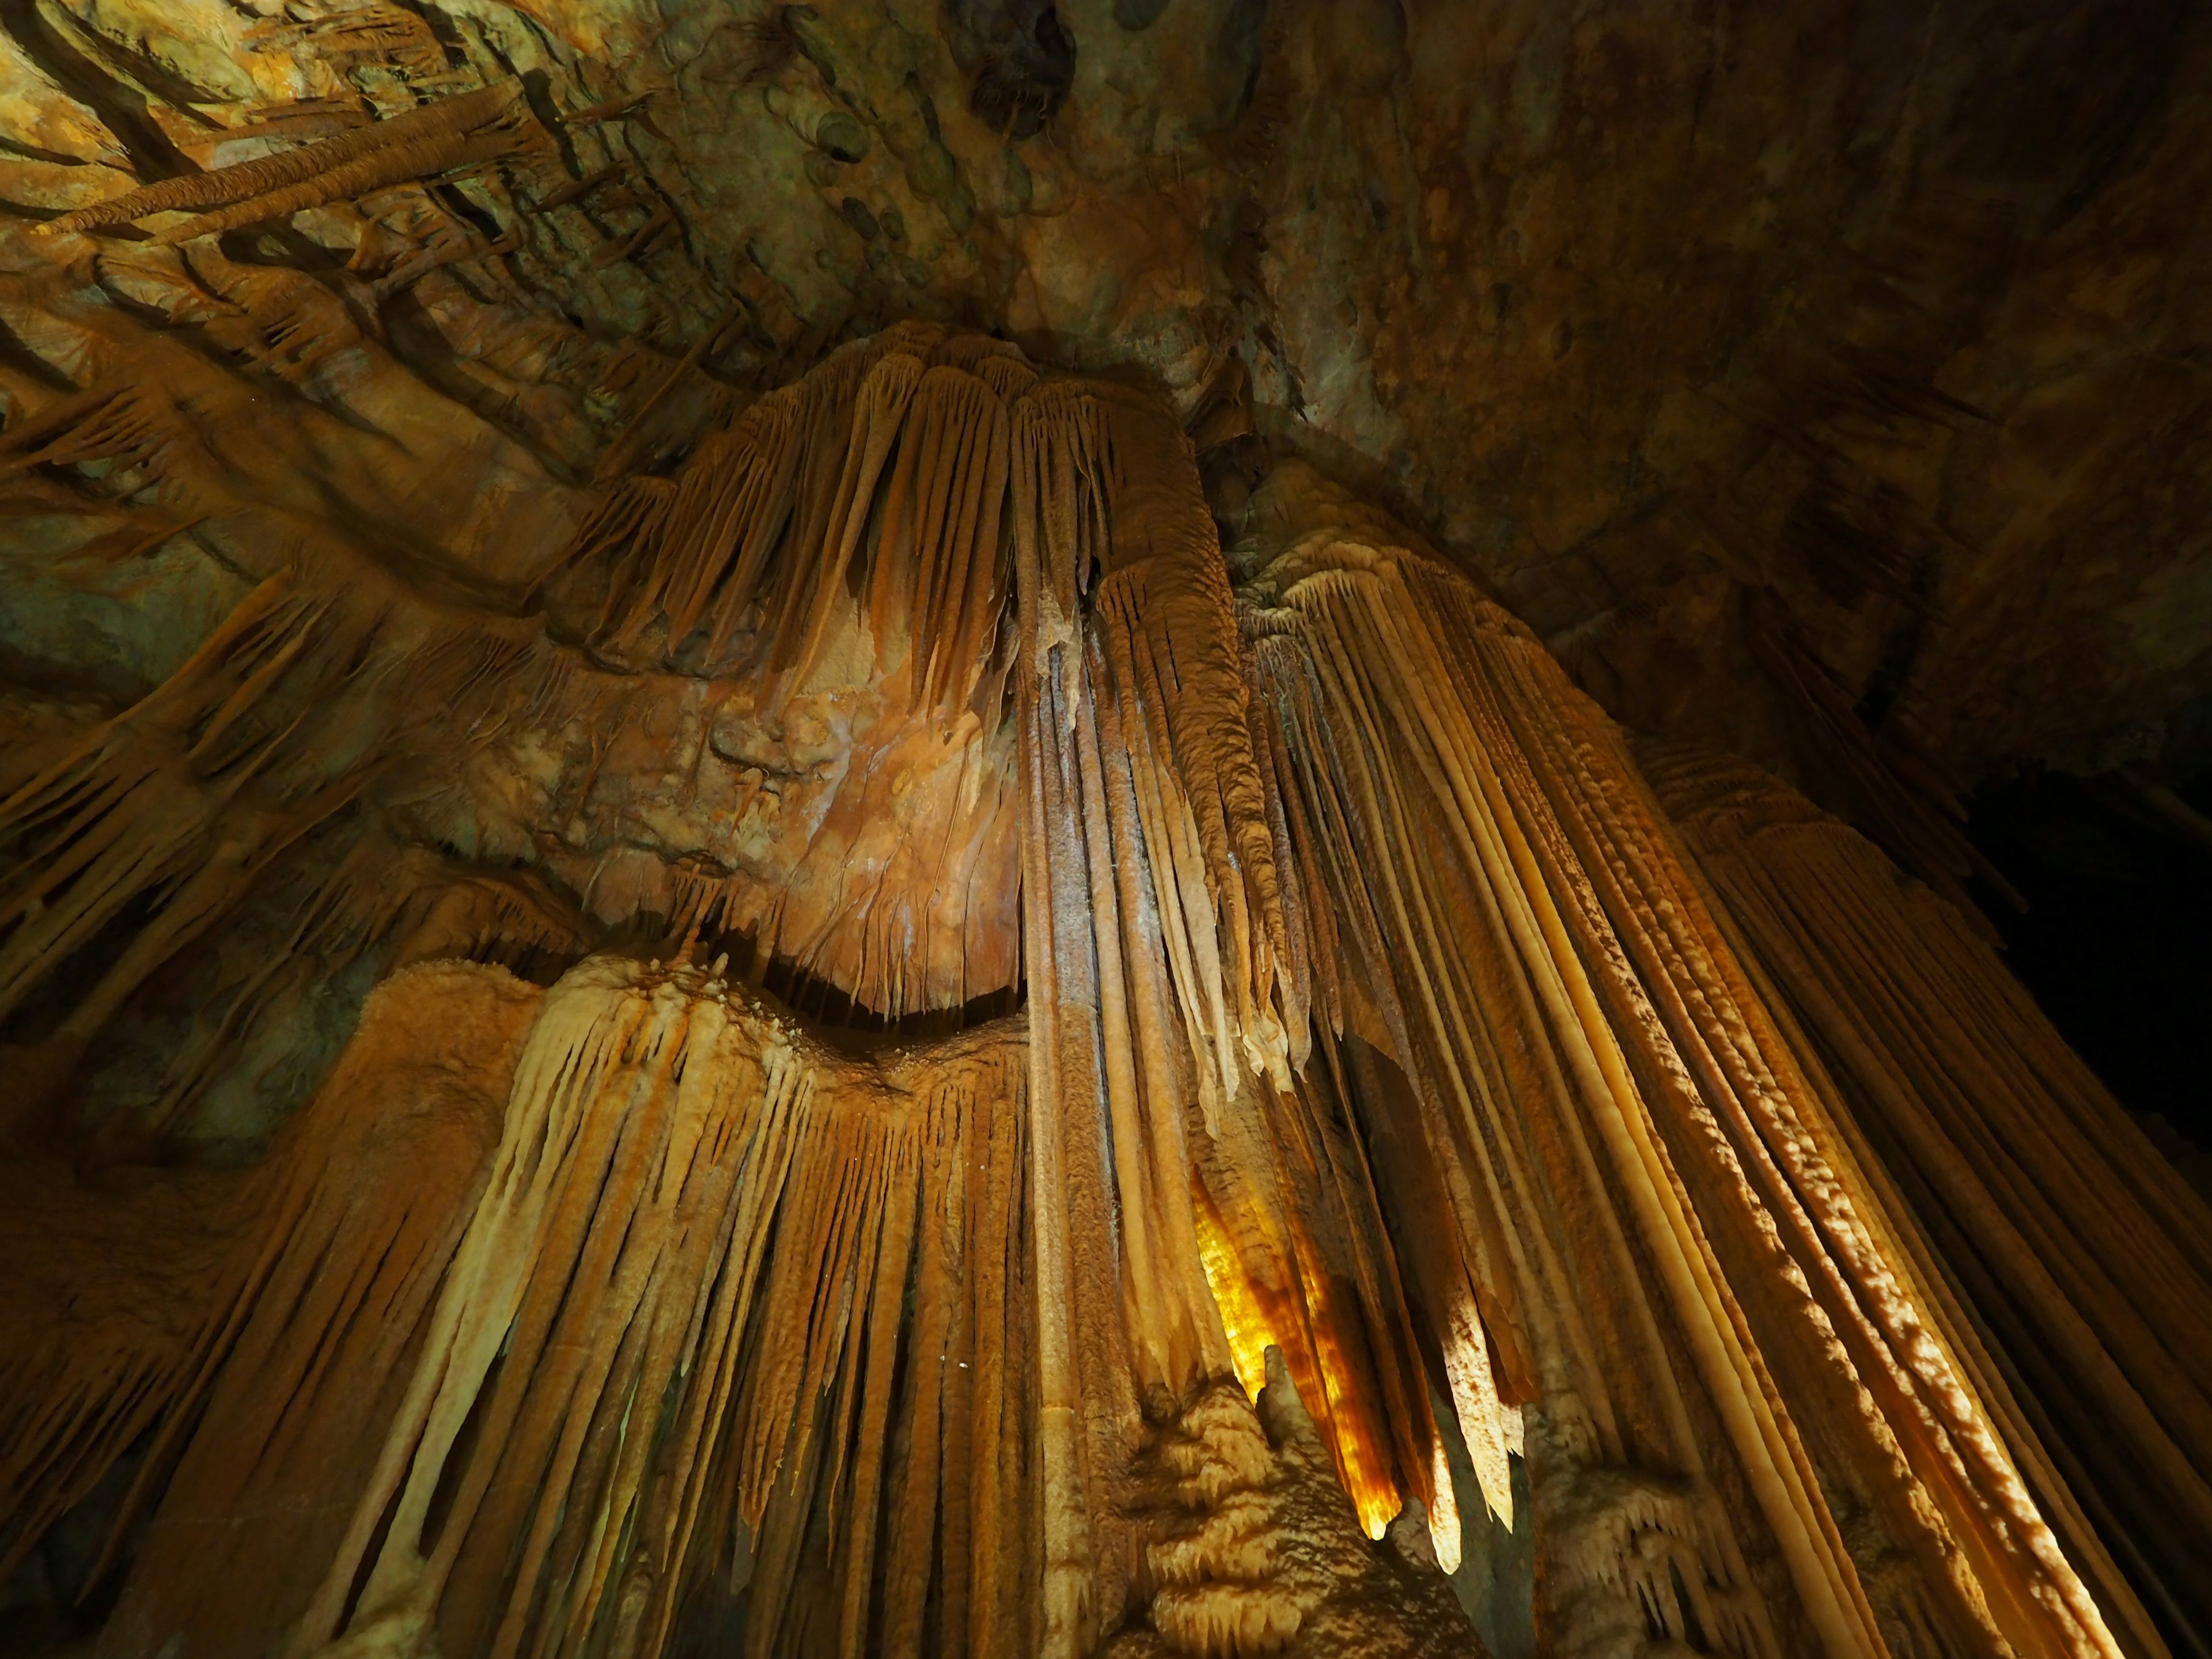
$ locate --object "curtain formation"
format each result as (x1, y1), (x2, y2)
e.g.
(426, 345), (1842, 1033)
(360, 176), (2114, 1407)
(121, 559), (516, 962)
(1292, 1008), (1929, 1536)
(1234, 527), (2143, 1659)
(1645, 747), (2212, 1659)
(5, 957), (1035, 1659)
(3, 321), (2207, 1659)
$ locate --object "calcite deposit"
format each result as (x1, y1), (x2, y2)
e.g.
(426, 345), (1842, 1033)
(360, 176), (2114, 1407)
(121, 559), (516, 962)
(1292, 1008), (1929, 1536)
(1, 4), (2207, 1658)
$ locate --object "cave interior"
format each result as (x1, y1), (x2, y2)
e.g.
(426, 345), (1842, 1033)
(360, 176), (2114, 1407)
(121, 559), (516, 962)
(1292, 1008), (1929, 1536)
(1, 2), (2210, 1657)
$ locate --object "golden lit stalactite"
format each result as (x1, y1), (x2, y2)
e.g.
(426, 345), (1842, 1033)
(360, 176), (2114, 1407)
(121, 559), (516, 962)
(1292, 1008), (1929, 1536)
(1186, 1164), (1409, 1542)
(1191, 1172), (1277, 1405)
(1241, 530), (1804, 1658)
(1, 279), (2200, 1659)
(1288, 1218), (1409, 1543)
(1647, 743), (2212, 1659)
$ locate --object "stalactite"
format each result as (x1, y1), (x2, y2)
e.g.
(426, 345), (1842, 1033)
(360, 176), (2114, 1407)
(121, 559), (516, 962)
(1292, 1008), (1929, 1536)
(0, 551), (551, 1124)
(0, 960), (535, 1618)
(35, 84), (540, 242)
(1241, 545), (1794, 1659)
(1, 239), (590, 590)
(546, 323), (1015, 722)
(1237, 492), (2155, 1659)
(2, 321), (2192, 1659)
(1, 952), (1037, 1659)
(1010, 380), (1461, 1659)
(1647, 742), (2212, 1659)
(104, 960), (541, 1655)
(0, 575), (349, 1036)
(1464, 584), (2072, 1657)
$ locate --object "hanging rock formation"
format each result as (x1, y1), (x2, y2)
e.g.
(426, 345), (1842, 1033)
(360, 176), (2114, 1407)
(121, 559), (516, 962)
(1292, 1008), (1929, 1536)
(1644, 745), (2212, 1658)
(5, 317), (2207, 1658)
(3, 7), (2211, 1658)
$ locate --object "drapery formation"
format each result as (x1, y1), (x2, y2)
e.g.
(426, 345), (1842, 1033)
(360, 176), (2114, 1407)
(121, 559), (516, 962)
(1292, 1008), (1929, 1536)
(0, 563), (543, 1122)
(1, 961), (536, 1643)
(0, 296), (1029, 1146)
(1222, 512), (2131, 1659)
(1002, 391), (2145, 1657)
(6, 956), (1034, 1659)
(1646, 746), (2212, 1659)
(535, 323), (1032, 1022)
(2, 324), (2196, 1659)
(1011, 383), (1450, 1654)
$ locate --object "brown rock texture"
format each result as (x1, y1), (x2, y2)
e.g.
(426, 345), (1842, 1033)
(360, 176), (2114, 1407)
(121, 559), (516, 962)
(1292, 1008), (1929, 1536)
(1122, 1354), (1486, 1658)
(2, 9), (2209, 1659)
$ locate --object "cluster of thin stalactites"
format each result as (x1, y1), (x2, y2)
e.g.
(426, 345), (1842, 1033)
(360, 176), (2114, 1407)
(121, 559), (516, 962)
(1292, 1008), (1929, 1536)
(1, 312), (2204, 1659)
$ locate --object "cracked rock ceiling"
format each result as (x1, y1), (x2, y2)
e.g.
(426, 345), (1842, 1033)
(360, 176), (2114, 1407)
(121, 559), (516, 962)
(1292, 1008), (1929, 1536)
(3, 0), (2208, 827)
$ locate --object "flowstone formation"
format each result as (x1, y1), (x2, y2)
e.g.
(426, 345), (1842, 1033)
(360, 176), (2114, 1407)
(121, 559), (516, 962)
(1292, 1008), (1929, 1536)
(1, 7), (2210, 1659)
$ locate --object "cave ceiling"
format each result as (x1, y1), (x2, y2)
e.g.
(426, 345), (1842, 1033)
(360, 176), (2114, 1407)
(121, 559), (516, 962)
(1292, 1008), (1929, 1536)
(6, 6), (2212, 1656)
(4, 0), (2209, 813)
(2, 0), (2211, 1128)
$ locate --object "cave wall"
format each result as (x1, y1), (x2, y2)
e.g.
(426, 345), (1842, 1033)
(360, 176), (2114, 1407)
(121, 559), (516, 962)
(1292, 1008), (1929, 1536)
(5, 0), (2208, 806)
(3, 3), (2211, 1657)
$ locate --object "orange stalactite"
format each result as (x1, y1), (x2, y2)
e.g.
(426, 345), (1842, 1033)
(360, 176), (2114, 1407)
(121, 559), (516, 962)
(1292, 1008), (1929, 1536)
(1190, 1175), (1274, 1405)
(1, 292), (2199, 1659)
(1189, 1169), (1405, 1541)
(1289, 1226), (1404, 1541)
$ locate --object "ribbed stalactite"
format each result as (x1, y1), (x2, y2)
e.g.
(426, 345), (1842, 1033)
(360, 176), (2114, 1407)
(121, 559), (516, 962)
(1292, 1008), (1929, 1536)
(3, 953), (1037, 1659)
(1646, 743), (2212, 1659)
(34, 83), (548, 244)
(1238, 521), (2131, 1659)
(543, 320), (1024, 717)
(1009, 378), (1448, 1657)
(1244, 547), (1802, 1658)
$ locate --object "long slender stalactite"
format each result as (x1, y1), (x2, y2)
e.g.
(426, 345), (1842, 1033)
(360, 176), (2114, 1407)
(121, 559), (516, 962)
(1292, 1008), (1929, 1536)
(2, 295), (2205, 1659)
(1645, 745), (2212, 1659)
(1230, 511), (2098, 1659)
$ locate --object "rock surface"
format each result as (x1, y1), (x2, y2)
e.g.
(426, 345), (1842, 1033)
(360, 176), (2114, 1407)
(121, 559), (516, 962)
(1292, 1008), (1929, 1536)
(2, 6), (2210, 1658)
(5, 0), (2206, 818)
